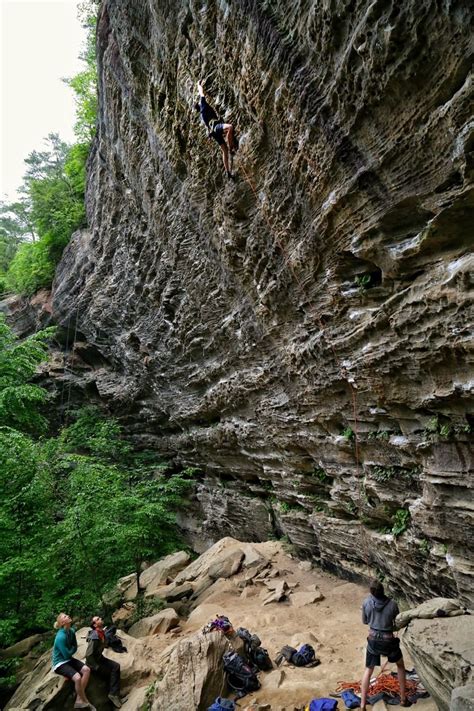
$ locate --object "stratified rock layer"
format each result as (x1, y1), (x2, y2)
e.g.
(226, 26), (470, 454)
(402, 616), (474, 711)
(52, 1), (473, 603)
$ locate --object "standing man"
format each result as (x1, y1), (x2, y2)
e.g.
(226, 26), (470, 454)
(360, 579), (412, 710)
(196, 82), (238, 179)
(86, 616), (122, 708)
(52, 612), (92, 710)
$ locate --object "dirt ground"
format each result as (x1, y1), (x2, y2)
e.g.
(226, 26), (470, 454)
(182, 541), (438, 710)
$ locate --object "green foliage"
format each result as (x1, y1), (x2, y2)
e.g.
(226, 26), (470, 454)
(371, 465), (420, 484)
(0, 315), (54, 433)
(312, 467), (329, 482)
(424, 416), (471, 440)
(279, 501), (291, 513)
(341, 426), (355, 441)
(367, 430), (390, 441)
(391, 508), (410, 537)
(4, 0), (98, 297)
(354, 273), (372, 290)
(6, 138), (88, 295)
(0, 320), (192, 645)
(0, 657), (21, 690)
(418, 538), (430, 556)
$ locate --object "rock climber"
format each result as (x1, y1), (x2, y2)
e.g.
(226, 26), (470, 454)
(52, 612), (93, 710)
(195, 82), (238, 179)
(360, 579), (412, 710)
(86, 615), (123, 708)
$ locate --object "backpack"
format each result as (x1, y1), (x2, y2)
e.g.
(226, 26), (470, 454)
(274, 644), (297, 666)
(252, 645), (273, 671)
(341, 690), (360, 709)
(223, 651), (261, 699)
(309, 700), (338, 711)
(203, 615), (232, 634)
(208, 698), (236, 711)
(292, 643), (317, 667)
(105, 625), (127, 653)
(236, 627), (261, 650)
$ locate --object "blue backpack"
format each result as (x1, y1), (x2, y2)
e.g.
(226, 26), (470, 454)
(208, 699), (236, 711)
(309, 700), (338, 711)
(292, 643), (317, 666)
(341, 689), (361, 708)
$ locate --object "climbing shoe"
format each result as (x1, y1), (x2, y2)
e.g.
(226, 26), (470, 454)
(108, 694), (122, 708)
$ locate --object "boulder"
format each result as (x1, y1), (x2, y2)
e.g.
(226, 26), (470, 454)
(0, 633), (45, 659)
(174, 537), (243, 584)
(262, 580), (290, 605)
(128, 608), (180, 637)
(139, 550), (191, 593)
(5, 628), (162, 711)
(402, 615), (474, 711)
(150, 631), (230, 710)
(395, 596), (467, 629)
(291, 589), (324, 607)
(208, 548), (244, 580)
(149, 581), (194, 602)
(111, 601), (136, 628)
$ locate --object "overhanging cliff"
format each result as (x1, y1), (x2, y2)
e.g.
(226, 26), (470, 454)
(52, 0), (473, 604)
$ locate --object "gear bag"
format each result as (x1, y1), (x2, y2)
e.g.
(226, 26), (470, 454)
(223, 650), (260, 699)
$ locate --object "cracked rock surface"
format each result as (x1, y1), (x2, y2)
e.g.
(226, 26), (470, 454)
(50, 0), (473, 603)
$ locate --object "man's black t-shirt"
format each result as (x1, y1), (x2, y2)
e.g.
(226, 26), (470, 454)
(199, 96), (218, 128)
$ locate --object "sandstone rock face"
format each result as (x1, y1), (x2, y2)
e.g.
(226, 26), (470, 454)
(402, 616), (474, 711)
(50, 0), (473, 603)
(149, 632), (230, 711)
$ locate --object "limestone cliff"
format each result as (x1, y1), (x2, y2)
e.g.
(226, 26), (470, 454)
(51, 0), (473, 604)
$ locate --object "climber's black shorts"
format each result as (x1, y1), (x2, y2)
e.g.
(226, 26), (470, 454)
(54, 658), (86, 679)
(211, 123), (225, 145)
(365, 636), (402, 667)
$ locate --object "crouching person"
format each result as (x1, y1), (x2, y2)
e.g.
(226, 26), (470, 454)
(86, 616), (122, 708)
(52, 612), (92, 709)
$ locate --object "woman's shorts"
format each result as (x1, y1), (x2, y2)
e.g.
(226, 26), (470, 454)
(211, 123), (226, 145)
(366, 636), (402, 667)
(54, 657), (86, 679)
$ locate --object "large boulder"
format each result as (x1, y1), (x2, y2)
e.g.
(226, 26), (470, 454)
(402, 615), (474, 711)
(5, 628), (162, 711)
(128, 608), (180, 637)
(150, 631), (230, 711)
(139, 550), (191, 593)
(452, 685), (474, 710)
(173, 537), (244, 584)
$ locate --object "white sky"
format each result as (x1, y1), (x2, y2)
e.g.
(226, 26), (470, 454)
(0, 0), (88, 201)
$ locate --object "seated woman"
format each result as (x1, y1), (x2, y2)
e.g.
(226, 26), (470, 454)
(52, 612), (93, 710)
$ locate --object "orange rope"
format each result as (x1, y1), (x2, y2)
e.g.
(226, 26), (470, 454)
(336, 673), (419, 697)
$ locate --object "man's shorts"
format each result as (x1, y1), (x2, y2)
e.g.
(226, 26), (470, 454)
(366, 636), (402, 667)
(211, 123), (225, 145)
(54, 657), (86, 679)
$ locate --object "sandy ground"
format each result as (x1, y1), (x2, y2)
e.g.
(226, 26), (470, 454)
(179, 541), (438, 710)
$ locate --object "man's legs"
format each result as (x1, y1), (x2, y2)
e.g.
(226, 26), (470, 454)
(219, 144), (231, 176)
(360, 664), (374, 710)
(79, 665), (90, 705)
(222, 124), (237, 152)
(396, 657), (409, 704)
(97, 657), (121, 706)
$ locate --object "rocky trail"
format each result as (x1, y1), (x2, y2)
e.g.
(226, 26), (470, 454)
(6, 538), (463, 711)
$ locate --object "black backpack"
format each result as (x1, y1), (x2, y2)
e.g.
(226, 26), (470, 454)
(291, 644), (318, 667)
(252, 646), (273, 671)
(223, 651), (261, 699)
(105, 625), (127, 653)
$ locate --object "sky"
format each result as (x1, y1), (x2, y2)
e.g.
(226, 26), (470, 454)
(1, 0), (87, 201)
